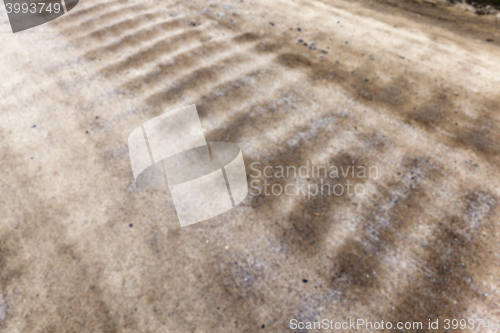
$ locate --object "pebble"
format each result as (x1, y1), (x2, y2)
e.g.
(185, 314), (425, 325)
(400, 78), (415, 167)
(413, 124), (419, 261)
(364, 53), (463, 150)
(321, 50), (328, 54)
(302, 279), (308, 283)
(222, 5), (232, 9)
(217, 12), (226, 17)
(303, 43), (308, 46)
(269, 22), (274, 26)
(297, 27), (301, 31)
(32, 124), (36, 128)
(298, 39), (303, 43)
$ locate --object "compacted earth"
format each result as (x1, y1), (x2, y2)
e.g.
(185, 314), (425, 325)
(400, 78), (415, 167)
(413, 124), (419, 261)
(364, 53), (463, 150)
(0, 0), (499, 332)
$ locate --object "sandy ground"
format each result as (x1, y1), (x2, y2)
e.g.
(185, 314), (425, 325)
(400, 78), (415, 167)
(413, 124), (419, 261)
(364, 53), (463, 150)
(1, 0), (500, 332)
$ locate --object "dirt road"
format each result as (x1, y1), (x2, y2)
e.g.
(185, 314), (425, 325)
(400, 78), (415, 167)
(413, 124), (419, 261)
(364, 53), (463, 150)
(1, 0), (499, 332)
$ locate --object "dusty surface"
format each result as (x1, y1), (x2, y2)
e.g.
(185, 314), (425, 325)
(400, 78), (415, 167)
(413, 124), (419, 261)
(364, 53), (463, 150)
(1, 0), (500, 332)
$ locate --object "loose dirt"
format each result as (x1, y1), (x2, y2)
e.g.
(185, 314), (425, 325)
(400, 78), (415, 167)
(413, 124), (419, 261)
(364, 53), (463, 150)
(0, 0), (499, 332)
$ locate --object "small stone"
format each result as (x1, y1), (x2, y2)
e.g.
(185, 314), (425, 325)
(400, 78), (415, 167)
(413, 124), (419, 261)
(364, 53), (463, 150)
(269, 22), (274, 26)
(298, 39), (303, 43)
(297, 27), (301, 31)
(454, 91), (458, 95)
(321, 50), (328, 54)
(303, 43), (308, 46)
(302, 279), (308, 283)
(217, 12), (226, 17)
(32, 124), (36, 128)
(129, 224), (133, 227)
(222, 5), (232, 9)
